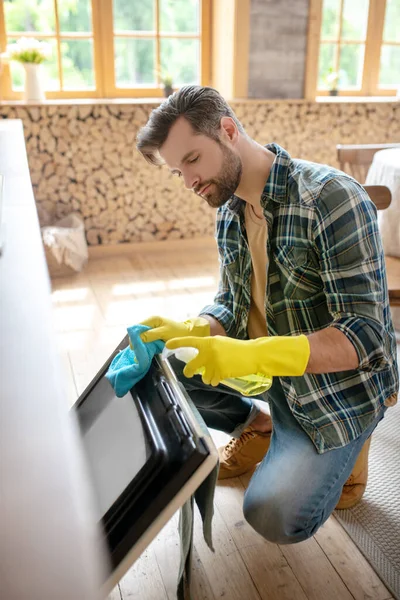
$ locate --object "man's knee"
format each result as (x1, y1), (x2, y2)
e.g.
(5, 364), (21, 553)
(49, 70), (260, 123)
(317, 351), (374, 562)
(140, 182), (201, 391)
(243, 490), (321, 545)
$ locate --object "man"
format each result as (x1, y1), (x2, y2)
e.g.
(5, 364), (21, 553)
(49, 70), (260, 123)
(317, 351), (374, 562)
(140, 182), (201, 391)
(136, 85), (398, 544)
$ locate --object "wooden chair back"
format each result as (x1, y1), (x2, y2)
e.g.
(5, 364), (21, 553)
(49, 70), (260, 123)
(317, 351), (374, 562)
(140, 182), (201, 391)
(363, 185), (391, 210)
(337, 143), (400, 184)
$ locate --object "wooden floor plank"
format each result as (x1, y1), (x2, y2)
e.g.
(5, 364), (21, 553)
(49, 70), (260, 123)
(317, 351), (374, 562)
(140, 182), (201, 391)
(69, 345), (109, 395)
(150, 512), (188, 600)
(240, 542), (308, 600)
(214, 476), (308, 600)
(193, 503), (261, 600)
(214, 477), (266, 550)
(119, 547), (168, 600)
(152, 510), (217, 600)
(281, 537), (354, 600)
(315, 516), (393, 600)
(190, 545), (216, 600)
(107, 585), (122, 600)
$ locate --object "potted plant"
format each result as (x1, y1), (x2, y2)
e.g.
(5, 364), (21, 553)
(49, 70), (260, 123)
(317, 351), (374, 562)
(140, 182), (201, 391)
(161, 73), (174, 97)
(326, 68), (340, 96)
(6, 37), (51, 103)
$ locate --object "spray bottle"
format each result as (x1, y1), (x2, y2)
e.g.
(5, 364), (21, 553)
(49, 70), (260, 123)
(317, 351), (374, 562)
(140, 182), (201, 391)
(163, 346), (272, 397)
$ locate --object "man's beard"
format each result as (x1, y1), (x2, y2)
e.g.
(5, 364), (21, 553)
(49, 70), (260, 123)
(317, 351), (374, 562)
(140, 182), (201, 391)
(195, 145), (242, 209)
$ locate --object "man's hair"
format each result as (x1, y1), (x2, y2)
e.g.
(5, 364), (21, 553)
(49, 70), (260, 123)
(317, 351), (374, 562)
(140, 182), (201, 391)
(136, 85), (245, 165)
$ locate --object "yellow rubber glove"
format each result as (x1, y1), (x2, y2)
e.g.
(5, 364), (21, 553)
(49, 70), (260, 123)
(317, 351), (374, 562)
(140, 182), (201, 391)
(138, 315), (210, 344)
(166, 335), (310, 386)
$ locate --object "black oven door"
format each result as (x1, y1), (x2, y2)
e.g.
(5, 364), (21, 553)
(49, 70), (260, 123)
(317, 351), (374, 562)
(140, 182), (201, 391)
(73, 335), (218, 595)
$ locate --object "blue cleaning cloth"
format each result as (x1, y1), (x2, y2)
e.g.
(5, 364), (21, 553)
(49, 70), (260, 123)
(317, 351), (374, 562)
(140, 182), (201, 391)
(106, 324), (165, 397)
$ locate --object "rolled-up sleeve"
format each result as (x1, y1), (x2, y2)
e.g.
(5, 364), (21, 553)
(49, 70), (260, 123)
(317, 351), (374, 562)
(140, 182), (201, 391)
(313, 177), (392, 372)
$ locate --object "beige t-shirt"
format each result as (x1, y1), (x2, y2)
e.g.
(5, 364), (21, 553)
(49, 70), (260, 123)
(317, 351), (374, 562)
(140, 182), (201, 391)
(244, 203), (269, 339)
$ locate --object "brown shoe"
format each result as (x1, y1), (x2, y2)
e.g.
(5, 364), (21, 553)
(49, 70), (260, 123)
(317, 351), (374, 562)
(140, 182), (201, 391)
(218, 426), (272, 480)
(336, 437), (372, 509)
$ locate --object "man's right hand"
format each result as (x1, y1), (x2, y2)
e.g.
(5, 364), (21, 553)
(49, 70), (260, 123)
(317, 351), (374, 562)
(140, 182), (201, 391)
(139, 316), (210, 344)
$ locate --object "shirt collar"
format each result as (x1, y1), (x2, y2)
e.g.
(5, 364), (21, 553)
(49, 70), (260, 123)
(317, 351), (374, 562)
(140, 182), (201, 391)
(226, 143), (291, 214)
(261, 143), (291, 204)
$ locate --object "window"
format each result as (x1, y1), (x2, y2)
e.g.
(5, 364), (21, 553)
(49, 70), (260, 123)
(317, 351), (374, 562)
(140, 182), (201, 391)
(305, 0), (400, 98)
(0, 0), (211, 100)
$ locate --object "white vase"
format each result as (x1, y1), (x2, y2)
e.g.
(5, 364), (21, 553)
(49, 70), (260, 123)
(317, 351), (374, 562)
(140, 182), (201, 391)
(23, 63), (46, 103)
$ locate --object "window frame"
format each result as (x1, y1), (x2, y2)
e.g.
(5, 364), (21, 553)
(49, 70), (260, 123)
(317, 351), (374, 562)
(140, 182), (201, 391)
(0, 0), (211, 100)
(305, 0), (399, 99)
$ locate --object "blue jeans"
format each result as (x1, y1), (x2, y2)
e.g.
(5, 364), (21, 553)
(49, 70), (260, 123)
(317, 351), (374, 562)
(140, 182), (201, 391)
(169, 356), (386, 545)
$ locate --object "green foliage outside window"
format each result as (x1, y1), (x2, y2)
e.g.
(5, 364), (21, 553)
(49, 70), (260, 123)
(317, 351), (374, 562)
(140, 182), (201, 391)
(4, 0), (200, 92)
(318, 0), (400, 91)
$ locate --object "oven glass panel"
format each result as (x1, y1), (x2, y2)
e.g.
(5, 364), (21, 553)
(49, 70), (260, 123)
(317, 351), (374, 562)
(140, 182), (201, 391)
(79, 376), (151, 521)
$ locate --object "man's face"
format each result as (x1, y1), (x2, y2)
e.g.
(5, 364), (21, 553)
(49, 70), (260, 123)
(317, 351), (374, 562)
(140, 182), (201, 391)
(159, 116), (242, 208)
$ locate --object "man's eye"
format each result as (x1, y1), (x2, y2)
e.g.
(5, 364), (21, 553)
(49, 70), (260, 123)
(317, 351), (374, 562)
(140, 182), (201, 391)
(172, 171), (182, 177)
(189, 156), (199, 164)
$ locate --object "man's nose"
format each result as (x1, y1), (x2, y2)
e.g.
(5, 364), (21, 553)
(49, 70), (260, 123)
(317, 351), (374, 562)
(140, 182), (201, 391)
(183, 171), (200, 191)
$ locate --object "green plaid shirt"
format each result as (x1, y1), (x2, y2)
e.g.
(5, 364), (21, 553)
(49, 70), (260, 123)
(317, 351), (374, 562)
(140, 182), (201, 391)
(200, 143), (399, 453)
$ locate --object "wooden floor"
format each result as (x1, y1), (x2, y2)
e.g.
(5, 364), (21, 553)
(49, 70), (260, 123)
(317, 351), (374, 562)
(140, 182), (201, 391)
(51, 239), (393, 600)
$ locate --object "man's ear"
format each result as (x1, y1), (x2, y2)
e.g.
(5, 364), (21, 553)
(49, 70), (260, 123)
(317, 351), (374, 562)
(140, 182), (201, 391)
(220, 116), (238, 144)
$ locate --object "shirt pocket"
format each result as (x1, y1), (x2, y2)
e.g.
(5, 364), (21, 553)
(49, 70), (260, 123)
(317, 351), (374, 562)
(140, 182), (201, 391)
(272, 245), (323, 300)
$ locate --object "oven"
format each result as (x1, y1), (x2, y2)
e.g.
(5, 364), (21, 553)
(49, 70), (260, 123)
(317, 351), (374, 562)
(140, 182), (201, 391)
(73, 335), (218, 595)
